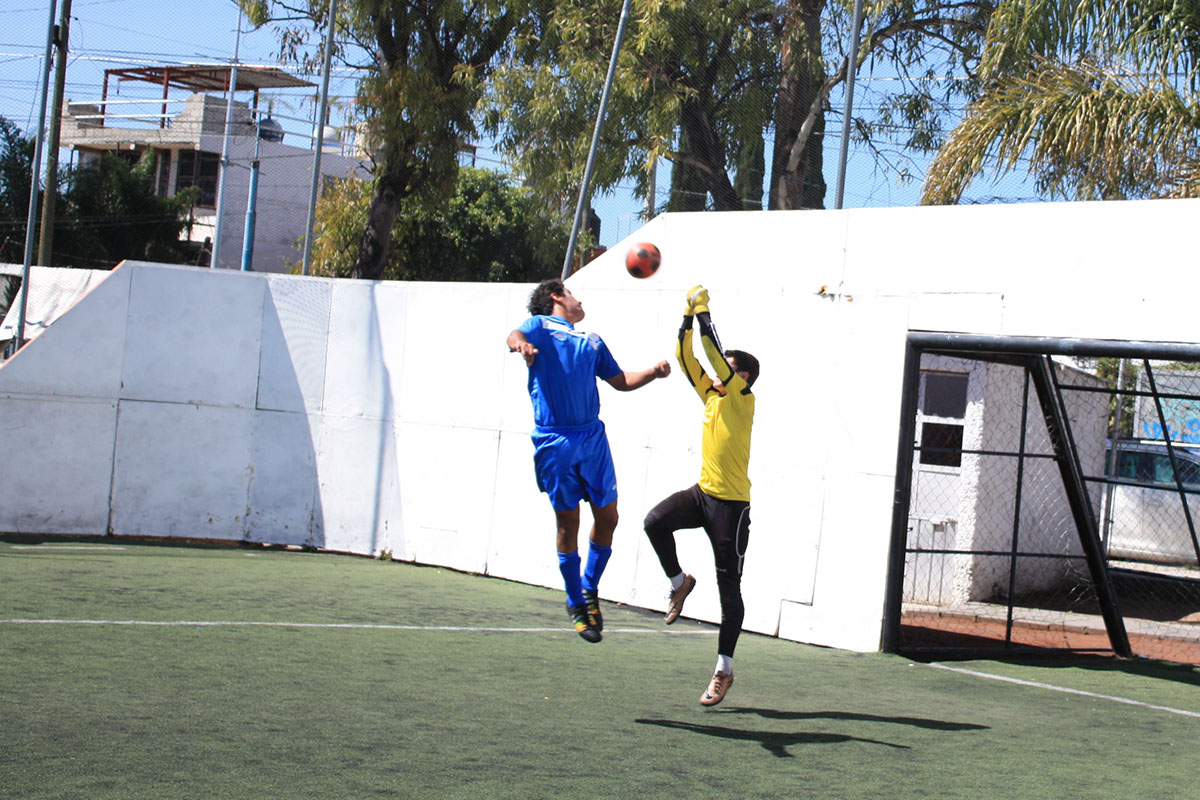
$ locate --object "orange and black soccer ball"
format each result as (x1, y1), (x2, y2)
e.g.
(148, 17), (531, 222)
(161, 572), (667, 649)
(625, 242), (661, 279)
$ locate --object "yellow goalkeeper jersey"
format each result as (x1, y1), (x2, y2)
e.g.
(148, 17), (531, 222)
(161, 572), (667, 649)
(676, 315), (754, 502)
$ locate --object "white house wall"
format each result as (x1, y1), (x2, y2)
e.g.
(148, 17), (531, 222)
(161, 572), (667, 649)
(196, 129), (368, 274)
(3, 198), (1200, 654)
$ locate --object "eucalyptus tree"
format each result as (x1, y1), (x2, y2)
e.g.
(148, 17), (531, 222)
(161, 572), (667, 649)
(923, 0), (1200, 203)
(247, 0), (540, 280)
(486, 0), (995, 214)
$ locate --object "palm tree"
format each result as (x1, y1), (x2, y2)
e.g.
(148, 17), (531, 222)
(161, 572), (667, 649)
(922, 0), (1200, 204)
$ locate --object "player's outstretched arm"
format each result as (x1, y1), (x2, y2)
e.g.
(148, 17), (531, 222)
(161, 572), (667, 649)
(507, 329), (538, 366)
(693, 289), (736, 386)
(677, 286), (716, 398)
(606, 360), (671, 392)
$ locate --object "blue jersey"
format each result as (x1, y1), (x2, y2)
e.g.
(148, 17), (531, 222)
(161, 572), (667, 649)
(519, 315), (622, 429)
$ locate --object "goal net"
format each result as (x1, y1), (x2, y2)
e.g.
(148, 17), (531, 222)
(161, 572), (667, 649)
(885, 333), (1200, 666)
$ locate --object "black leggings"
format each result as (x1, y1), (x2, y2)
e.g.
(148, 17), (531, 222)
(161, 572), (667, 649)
(643, 484), (751, 658)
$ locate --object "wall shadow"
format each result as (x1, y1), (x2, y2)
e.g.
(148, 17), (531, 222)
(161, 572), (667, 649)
(253, 284), (325, 549)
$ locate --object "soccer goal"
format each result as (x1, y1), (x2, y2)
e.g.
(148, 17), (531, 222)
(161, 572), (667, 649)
(883, 332), (1200, 666)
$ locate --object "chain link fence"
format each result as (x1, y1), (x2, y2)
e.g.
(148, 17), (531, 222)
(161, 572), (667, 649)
(891, 334), (1200, 666)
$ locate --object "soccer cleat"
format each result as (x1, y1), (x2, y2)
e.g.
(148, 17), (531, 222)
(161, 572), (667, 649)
(583, 589), (603, 633)
(664, 573), (696, 624)
(568, 602), (602, 643)
(700, 671), (733, 706)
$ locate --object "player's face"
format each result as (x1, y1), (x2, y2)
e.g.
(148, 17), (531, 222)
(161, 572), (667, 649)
(556, 289), (585, 323)
(713, 356), (750, 396)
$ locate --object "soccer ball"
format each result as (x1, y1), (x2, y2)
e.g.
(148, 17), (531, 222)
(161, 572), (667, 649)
(625, 242), (661, 279)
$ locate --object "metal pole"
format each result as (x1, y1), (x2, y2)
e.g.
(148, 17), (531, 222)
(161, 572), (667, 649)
(1027, 354), (1132, 658)
(834, 0), (864, 210)
(241, 124), (261, 271)
(37, 0), (72, 267)
(11, 0), (58, 358)
(301, 0), (339, 276)
(881, 338), (921, 652)
(211, 8), (243, 269)
(561, 0), (631, 280)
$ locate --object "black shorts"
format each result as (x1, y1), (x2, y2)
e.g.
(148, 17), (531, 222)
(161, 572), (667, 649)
(645, 484), (750, 577)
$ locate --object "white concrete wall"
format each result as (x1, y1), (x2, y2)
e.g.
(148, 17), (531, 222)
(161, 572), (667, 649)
(3, 198), (1200, 653)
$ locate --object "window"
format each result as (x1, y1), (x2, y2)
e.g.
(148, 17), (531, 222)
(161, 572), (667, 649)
(920, 422), (964, 467)
(918, 371), (968, 468)
(922, 372), (969, 418)
(176, 149), (220, 207)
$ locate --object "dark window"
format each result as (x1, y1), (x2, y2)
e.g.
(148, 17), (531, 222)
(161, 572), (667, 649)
(920, 422), (964, 467)
(176, 149), (219, 207)
(922, 372), (969, 418)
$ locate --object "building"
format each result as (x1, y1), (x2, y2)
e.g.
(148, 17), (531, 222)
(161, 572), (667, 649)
(59, 64), (369, 273)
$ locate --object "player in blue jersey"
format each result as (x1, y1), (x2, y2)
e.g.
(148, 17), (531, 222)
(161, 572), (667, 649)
(507, 278), (671, 642)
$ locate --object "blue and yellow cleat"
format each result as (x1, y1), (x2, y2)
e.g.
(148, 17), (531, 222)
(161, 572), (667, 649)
(582, 589), (603, 633)
(568, 602), (601, 643)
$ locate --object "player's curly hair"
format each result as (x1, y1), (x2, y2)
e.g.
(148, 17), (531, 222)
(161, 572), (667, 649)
(726, 349), (760, 387)
(527, 278), (566, 316)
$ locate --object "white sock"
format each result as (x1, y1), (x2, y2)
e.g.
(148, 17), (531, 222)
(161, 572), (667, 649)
(716, 655), (733, 675)
(669, 572), (686, 591)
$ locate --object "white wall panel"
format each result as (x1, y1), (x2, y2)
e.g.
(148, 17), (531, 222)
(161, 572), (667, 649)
(245, 409), (320, 546)
(395, 422), (498, 573)
(258, 275), (332, 413)
(110, 400), (255, 539)
(0, 396), (117, 533)
(312, 412), (402, 556)
(484, 430), (560, 589)
(398, 283), (513, 429)
(0, 266), (129, 399)
(120, 265), (265, 408)
(323, 281), (408, 420)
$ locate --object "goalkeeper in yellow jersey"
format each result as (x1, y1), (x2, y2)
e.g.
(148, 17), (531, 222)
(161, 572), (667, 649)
(643, 285), (758, 707)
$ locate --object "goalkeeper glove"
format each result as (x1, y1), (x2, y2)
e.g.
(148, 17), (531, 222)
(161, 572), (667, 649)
(687, 285), (710, 315)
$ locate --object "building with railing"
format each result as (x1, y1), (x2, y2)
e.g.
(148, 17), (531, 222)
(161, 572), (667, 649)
(59, 64), (369, 273)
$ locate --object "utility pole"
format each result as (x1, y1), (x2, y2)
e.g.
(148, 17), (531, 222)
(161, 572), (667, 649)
(10, 0), (58, 359)
(301, 0), (339, 276)
(211, 7), (243, 269)
(37, 0), (72, 267)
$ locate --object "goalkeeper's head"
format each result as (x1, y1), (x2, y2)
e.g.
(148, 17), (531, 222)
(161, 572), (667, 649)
(726, 350), (760, 388)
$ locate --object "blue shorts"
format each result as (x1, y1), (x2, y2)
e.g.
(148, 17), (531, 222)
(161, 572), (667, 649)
(531, 420), (618, 512)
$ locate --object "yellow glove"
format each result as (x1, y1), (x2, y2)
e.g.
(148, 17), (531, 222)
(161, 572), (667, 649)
(687, 285), (710, 315)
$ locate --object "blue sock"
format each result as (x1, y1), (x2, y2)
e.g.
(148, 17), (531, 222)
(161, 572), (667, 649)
(582, 542), (612, 593)
(558, 551), (585, 607)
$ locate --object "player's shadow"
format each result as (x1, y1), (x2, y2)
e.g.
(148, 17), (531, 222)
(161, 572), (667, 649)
(726, 707), (991, 731)
(633, 717), (910, 759)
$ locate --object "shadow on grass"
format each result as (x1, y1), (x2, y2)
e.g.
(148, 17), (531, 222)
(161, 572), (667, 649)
(634, 717), (911, 758)
(724, 707), (990, 731)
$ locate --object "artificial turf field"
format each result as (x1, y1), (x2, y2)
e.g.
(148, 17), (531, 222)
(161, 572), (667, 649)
(3, 537), (1199, 799)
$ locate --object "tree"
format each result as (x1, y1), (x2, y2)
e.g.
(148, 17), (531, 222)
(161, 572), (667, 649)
(486, 1), (995, 215)
(488, 0), (781, 213)
(0, 116), (34, 265)
(773, 0), (996, 209)
(922, 1), (1200, 204)
(304, 166), (572, 282)
(56, 152), (200, 268)
(248, 0), (538, 280)
(1, 117), (197, 269)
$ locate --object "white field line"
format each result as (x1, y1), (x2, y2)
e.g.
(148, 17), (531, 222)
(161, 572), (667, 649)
(929, 662), (1200, 719)
(0, 618), (715, 635)
(8, 545), (127, 550)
